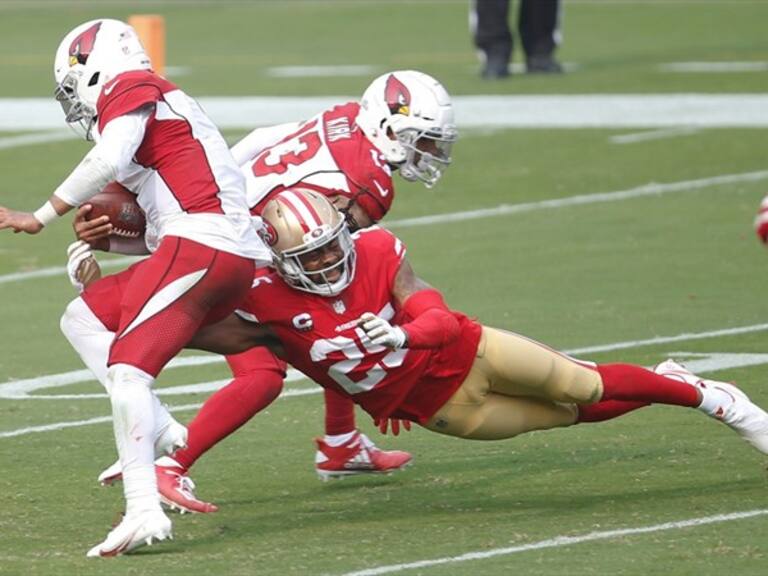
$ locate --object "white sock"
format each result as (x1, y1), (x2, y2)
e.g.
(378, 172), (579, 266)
(697, 384), (733, 416)
(151, 394), (187, 457)
(324, 431), (357, 447)
(60, 297), (114, 389)
(108, 363), (162, 516)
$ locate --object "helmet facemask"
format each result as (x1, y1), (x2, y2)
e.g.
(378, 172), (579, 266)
(275, 219), (356, 297)
(54, 69), (97, 140)
(396, 124), (458, 188)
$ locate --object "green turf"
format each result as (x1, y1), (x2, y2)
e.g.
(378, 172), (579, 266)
(1, 1), (768, 575)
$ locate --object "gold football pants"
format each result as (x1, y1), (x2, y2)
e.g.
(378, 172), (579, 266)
(424, 327), (604, 440)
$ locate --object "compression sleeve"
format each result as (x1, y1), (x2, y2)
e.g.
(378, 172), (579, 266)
(52, 108), (150, 206)
(399, 289), (461, 349)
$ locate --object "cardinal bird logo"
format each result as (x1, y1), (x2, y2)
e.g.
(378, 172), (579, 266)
(68, 22), (102, 67)
(384, 74), (411, 116)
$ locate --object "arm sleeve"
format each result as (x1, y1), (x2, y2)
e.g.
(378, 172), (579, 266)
(399, 289), (461, 349)
(230, 121), (302, 166)
(52, 108), (151, 206)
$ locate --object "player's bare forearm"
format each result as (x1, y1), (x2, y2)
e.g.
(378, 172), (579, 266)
(0, 195), (74, 234)
(392, 257), (434, 307)
(187, 314), (282, 356)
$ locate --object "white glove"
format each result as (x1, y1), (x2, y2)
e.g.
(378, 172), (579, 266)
(66, 240), (100, 293)
(358, 312), (407, 349)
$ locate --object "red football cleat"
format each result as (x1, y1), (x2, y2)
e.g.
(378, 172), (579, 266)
(156, 465), (219, 514)
(314, 431), (413, 481)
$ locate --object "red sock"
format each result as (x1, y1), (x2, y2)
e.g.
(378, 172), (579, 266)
(597, 363), (699, 407)
(172, 348), (285, 471)
(324, 388), (356, 436)
(577, 400), (650, 423)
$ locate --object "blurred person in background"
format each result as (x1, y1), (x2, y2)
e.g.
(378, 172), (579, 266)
(470, 0), (563, 79)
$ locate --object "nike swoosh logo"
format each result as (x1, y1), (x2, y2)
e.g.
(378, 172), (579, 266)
(373, 180), (389, 197)
(104, 80), (120, 96)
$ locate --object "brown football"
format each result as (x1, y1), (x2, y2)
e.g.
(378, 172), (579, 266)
(86, 182), (146, 238)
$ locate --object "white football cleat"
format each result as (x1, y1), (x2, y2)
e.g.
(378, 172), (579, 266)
(86, 509), (172, 558)
(97, 459), (122, 486)
(655, 359), (768, 454)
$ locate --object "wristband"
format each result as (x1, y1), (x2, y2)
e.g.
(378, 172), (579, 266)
(33, 201), (58, 227)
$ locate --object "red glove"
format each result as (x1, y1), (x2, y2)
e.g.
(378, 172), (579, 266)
(375, 418), (412, 436)
(754, 196), (768, 244)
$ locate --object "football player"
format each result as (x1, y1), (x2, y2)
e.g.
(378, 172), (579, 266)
(0, 20), (270, 556)
(63, 71), (458, 512)
(194, 188), (768, 459)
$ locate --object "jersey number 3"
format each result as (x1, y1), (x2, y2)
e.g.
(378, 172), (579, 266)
(252, 130), (322, 176)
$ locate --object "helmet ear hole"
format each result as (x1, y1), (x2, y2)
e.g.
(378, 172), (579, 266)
(87, 72), (100, 87)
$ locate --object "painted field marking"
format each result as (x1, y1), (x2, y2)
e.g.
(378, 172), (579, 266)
(386, 169), (768, 229)
(660, 61), (768, 73)
(2, 169), (766, 287)
(339, 509), (768, 576)
(3, 94), (768, 131)
(0, 386), (319, 439)
(0, 129), (77, 150)
(609, 127), (700, 144)
(266, 65), (377, 78)
(0, 256), (139, 286)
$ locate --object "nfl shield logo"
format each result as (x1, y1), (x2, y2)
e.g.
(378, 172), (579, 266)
(332, 300), (346, 314)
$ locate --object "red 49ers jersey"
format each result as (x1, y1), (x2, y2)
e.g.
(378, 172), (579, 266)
(237, 227), (482, 423)
(96, 70), (267, 261)
(244, 103), (394, 221)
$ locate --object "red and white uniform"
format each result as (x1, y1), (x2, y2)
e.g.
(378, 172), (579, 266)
(98, 70), (268, 262)
(82, 70), (265, 374)
(237, 228), (483, 423)
(242, 102), (394, 221)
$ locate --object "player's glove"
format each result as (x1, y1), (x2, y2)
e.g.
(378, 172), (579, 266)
(755, 196), (768, 244)
(66, 240), (101, 293)
(358, 312), (407, 349)
(375, 417), (412, 436)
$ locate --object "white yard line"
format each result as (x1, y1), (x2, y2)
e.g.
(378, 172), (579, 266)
(386, 170), (768, 229)
(0, 256), (140, 286)
(3, 169), (766, 286)
(266, 65), (377, 78)
(566, 322), (768, 356)
(0, 386), (320, 439)
(339, 509), (768, 576)
(3, 94), (768, 131)
(660, 62), (768, 73)
(609, 127), (700, 144)
(0, 129), (77, 150)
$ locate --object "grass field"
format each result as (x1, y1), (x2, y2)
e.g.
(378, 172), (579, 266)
(1, 1), (768, 575)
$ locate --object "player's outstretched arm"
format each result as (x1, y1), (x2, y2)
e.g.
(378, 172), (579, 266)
(187, 313), (282, 356)
(0, 195), (72, 235)
(358, 257), (461, 350)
